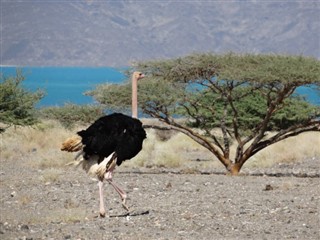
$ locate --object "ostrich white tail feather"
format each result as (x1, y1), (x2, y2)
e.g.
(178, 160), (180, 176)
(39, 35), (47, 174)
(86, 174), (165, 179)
(70, 155), (100, 177)
(65, 150), (85, 167)
(96, 153), (116, 180)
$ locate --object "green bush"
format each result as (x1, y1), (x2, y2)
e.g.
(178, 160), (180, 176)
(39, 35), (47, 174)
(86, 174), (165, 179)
(39, 104), (105, 129)
(0, 70), (44, 132)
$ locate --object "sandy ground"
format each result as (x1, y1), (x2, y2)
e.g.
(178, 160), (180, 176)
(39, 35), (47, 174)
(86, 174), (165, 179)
(0, 156), (319, 240)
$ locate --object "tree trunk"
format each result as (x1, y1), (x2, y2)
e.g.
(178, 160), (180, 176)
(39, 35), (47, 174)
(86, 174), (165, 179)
(228, 163), (242, 175)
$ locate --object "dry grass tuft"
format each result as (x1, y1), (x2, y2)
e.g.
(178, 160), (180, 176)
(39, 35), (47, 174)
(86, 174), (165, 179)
(45, 208), (88, 223)
(124, 129), (204, 168)
(39, 168), (64, 183)
(18, 194), (33, 206)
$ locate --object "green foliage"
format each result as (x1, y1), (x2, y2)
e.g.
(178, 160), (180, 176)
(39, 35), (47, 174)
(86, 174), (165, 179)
(139, 78), (185, 116)
(270, 96), (319, 129)
(86, 77), (185, 116)
(0, 70), (44, 132)
(85, 83), (132, 111)
(183, 88), (319, 132)
(39, 104), (105, 129)
(138, 53), (320, 84)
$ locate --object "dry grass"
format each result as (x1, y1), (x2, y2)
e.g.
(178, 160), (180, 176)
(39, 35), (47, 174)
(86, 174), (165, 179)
(49, 209), (88, 223)
(1, 119), (319, 171)
(123, 129), (214, 169)
(1, 119), (78, 168)
(243, 131), (320, 168)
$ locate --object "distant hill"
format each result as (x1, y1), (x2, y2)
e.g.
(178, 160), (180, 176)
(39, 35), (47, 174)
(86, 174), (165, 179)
(1, 1), (319, 67)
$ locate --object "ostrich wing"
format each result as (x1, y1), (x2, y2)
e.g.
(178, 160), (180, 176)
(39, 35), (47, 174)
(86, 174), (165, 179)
(116, 119), (146, 165)
(77, 115), (124, 160)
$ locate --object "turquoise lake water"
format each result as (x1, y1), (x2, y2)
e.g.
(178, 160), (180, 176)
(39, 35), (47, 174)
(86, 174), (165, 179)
(1, 67), (126, 107)
(1, 66), (319, 107)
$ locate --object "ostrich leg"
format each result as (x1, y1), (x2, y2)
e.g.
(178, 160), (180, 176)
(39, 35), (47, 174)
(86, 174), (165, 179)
(96, 153), (129, 212)
(105, 170), (129, 211)
(98, 180), (106, 217)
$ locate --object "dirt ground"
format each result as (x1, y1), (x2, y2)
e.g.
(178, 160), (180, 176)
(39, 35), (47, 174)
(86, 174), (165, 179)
(0, 155), (319, 240)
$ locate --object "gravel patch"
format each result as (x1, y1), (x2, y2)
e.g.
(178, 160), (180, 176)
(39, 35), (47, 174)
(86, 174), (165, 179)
(1, 157), (319, 240)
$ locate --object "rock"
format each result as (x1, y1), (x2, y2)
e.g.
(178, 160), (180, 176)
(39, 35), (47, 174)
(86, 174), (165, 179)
(264, 184), (273, 191)
(20, 224), (30, 231)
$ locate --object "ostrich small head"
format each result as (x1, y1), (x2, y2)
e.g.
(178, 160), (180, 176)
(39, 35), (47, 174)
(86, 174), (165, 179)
(132, 71), (145, 81)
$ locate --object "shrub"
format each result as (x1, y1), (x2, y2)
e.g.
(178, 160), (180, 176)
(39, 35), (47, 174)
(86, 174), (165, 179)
(39, 103), (105, 129)
(0, 70), (44, 132)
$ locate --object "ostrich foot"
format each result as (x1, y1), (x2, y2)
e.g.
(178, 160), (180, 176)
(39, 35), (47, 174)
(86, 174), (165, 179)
(122, 198), (130, 212)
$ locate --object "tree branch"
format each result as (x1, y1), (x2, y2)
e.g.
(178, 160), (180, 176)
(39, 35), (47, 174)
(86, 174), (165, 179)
(251, 120), (320, 156)
(241, 84), (297, 162)
(220, 100), (230, 158)
(143, 110), (233, 168)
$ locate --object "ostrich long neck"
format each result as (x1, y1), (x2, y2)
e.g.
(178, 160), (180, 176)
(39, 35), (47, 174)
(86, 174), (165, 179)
(132, 75), (138, 118)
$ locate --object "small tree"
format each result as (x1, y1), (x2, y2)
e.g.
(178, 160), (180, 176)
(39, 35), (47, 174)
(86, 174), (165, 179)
(0, 70), (44, 132)
(88, 53), (320, 174)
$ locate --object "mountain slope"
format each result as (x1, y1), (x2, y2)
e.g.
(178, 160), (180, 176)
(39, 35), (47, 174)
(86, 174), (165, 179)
(1, 1), (319, 67)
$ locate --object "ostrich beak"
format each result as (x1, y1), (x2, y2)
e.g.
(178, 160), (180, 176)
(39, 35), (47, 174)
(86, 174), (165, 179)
(138, 73), (145, 80)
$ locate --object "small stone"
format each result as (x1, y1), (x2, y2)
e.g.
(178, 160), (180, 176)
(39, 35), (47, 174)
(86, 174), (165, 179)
(264, 184), (273, 191)
(20, 224), (29, 231)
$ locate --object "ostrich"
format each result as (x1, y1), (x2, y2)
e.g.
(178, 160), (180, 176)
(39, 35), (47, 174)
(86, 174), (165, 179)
(61, 113), (147, 217)
(131, 71), (145, 118)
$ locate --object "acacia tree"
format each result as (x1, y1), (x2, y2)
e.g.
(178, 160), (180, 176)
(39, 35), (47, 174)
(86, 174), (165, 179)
(0, 70), (44, 132)
(88, 53), (320, 175)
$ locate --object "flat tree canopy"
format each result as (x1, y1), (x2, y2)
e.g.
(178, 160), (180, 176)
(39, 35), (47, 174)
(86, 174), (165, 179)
(88, 53), (320, 174)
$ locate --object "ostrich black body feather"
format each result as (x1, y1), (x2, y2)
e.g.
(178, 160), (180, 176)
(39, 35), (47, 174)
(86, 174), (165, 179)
(77, 113), (146, 165)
